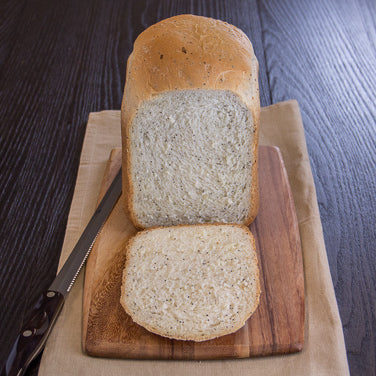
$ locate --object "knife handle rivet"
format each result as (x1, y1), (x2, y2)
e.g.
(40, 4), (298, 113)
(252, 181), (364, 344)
(23, 330), (33, 337)
(47, 291), (56, 298)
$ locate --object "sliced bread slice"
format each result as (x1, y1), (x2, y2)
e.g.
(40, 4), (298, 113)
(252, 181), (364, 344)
(120, 224), (260, 341)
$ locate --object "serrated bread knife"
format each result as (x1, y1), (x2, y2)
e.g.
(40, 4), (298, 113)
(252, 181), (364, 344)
(1, 168), (122, 376)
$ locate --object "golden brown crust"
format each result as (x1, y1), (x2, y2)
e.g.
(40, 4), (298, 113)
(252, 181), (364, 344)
(244, 93), (260, 226)
(120, 223), (261, 341)
(121, 14), (260, 228)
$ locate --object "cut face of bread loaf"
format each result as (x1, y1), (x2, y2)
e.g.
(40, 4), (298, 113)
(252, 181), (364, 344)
(122, 15), (260, 228)
(120, 225), (260, 341)
(131, 89), (254, 227)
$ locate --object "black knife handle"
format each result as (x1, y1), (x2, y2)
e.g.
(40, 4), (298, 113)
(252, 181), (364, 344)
(1, 291), (64, 376)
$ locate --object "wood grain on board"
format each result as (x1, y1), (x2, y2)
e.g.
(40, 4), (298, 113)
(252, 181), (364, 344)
(82, 146), (304, 359)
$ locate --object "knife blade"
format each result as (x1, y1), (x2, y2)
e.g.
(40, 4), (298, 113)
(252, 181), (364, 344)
(1, 168), (122, 376)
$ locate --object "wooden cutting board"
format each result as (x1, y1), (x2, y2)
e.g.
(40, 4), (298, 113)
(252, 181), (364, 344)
(82, 146), (304, 359)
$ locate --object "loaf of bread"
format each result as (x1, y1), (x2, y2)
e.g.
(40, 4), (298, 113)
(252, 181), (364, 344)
(120, 224), (260, 341)
(121, 15), (260, 228)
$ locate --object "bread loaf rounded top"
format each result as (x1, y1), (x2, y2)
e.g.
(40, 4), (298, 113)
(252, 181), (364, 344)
(122, 14), (260, 127)
(121, 15), (260, 228)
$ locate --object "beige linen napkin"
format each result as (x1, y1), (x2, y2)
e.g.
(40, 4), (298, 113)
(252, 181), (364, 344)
(38, 100), (349, 375)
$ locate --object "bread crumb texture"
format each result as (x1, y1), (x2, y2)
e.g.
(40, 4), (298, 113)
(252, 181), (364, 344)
(131, 89), (253, 227)
(121, 225), (260, 341)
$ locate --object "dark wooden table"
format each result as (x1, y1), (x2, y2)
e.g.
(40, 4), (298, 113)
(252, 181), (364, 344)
(0, 1), (375, 375)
